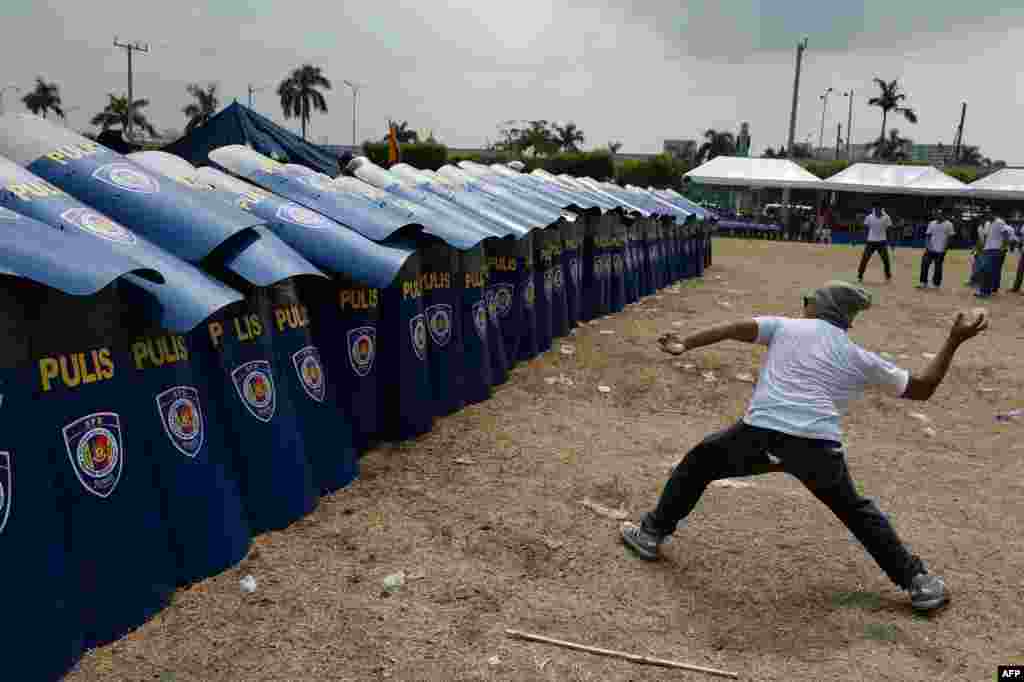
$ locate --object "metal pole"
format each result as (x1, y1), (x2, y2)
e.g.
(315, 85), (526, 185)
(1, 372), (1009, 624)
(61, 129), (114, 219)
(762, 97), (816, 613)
(818, 87), (833, 152)
(783, 37), (809, 223)
(836, 123), (842, 160)
(351, 88), (357, 146)
(845, 90), (854, 159)
(114, 38), (149, 142)
(953, 101), (967, 163)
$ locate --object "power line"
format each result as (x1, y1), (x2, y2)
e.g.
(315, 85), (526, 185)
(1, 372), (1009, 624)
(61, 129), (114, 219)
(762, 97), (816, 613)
(113, 37), (150, 141)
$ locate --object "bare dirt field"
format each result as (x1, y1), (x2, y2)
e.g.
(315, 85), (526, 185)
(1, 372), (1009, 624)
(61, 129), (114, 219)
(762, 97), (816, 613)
(67, 240), (1024, 682)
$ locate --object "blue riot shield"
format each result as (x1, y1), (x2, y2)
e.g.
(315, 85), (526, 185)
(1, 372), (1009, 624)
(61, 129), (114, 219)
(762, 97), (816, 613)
(532, 228), (555, 353)
(306, 277), (383, 451)
(560, 221), (584, 329)
(638, 219), (656, 297)
(0, 282), (85, 681)
(486, 235), (536, 364)
(0, 115), (322, 289)
(23, 281), (177, 651)
(378, 255), (435, 441)
(256, 280), (357, 494)
(188, 296), (318, 533)
(458, 245), (493, 403)
(583, 215), (612, 321)
(483, 252), (510, 387)
(539, 226), (569, 340)
(418, 238), (465, 416)
(436, 165), (564, 227)
(608, 216), (628, 314)
(624, 218), (642, 303)
(115, 313), (251, 587)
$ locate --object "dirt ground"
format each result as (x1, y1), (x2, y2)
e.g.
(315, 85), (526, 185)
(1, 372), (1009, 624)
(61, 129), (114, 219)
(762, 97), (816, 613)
(67, 240), (1024, 682)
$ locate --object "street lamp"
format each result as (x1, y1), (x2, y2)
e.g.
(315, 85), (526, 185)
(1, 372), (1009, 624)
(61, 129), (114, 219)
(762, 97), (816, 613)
(247, 84), (268, 110)
(0, 84), (21, 115)
(842, 90), (854, 159)
(342, 80), (365, 148)
(818, 87), (834, 153)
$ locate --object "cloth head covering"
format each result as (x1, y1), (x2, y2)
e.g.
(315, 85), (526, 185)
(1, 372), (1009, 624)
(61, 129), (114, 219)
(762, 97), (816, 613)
(804, 280), (873, 330)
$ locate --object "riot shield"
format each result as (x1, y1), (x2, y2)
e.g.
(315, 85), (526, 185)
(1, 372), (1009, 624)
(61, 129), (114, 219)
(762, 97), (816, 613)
(486, 234), (537, 364)
(418, 238), (466, 416)
(559, 220), (584, 329)
(457, 244), (493, 402)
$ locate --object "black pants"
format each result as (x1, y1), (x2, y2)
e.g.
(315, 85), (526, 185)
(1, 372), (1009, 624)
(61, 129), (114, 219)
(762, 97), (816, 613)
(857, 241), (892, 280)
(919, 250), (947, 286)
(1013, 252), (1024, 292)
(643, 421), (926, 589)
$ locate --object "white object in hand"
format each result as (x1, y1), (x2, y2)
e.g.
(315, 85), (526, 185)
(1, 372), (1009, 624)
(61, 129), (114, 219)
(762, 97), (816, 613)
(240, 575), (257, 593)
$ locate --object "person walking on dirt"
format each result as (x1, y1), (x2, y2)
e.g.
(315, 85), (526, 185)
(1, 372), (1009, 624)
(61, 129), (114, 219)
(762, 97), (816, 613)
(857, 204), (893, 282)
(917, 211), (956, 289)
(623, 281), (988, 612)
(976, 210), (1016, 298)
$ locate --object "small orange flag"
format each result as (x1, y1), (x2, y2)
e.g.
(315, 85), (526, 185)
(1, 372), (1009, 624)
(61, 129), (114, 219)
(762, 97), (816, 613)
(387, 121), (401, 167)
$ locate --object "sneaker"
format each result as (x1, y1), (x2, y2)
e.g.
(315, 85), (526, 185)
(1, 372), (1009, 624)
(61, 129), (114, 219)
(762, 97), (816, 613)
(915, 283), (927, 289)
(620, 520), (666, 561)
(908, 572), (949, 611)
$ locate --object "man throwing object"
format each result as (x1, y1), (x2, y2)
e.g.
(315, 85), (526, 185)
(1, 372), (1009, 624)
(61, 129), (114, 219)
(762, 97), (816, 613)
(623, 281), (987, 612)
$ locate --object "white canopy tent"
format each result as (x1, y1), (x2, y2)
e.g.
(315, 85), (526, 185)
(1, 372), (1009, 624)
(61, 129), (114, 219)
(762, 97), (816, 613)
(968, 168), (1024, 200)
(684, 156), (825, 190)
(821, 163), (968, 196)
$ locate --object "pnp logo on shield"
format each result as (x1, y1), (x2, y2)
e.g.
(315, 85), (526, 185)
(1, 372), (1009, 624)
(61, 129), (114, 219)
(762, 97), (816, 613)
(347, 326), (376, 377)
(425, 304), (453, 348)
(62, 412), (124, 499)
(231, 360), (276, 422)
(543, 269), (554, 298)
(60, 207), (137, 244)
(485, 289), (499, 322)
(91, 163), (160, 194)
(523, 279), (536, 308)
(0, 451), (10, 534)
(494, 284), (514, 318)
(472, 300), (488, 341)
(276, 203), (327, 228)
(292, 346), (326, 403)
(155, 386), (204, 458)
(568, 258), (580, 285)
(410, 313), (428, 361)
(553, 266), (564, 291)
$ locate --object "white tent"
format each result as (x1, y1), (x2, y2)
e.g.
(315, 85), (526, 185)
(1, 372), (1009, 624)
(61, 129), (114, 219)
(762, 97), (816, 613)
(821, 163), (967, 196)
(968, 168), (1024, 200)
(684, 156), (825, 190)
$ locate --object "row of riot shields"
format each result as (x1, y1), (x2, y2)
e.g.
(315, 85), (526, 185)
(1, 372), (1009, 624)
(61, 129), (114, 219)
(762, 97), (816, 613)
(0, 113), (713, 681)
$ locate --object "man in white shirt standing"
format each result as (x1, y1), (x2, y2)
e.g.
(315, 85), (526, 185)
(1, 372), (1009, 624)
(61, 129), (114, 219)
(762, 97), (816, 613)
(976, 209), (1016, 298)
(857, 203), (893, 282)
(623, 281), (988, 612)
(917, 210), (956, 289)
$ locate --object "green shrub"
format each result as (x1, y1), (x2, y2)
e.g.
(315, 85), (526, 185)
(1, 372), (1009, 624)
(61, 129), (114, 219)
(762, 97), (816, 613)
(361, 140), (450, 170)
(615, 154), (690, 191)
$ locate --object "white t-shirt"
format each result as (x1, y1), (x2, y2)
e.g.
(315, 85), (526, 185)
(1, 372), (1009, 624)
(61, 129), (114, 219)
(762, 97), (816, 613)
(743, 317), (910, 441)
(982, 218), (1015, 250)
(864, 212), (892, 242)
(925, 220), (956, 252)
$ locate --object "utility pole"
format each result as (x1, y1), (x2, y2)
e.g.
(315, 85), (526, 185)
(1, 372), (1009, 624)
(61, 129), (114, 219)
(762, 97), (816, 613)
(818, 87), (833, 153)
(783, 36), (809, 222)
(247, 84), (267, 109)
(836, 123), (842, 160)
(113, 37), (149, 141)
(343, 80), (365, 147)
(843, 90), (854, 159)
(953, 101), (967, 164)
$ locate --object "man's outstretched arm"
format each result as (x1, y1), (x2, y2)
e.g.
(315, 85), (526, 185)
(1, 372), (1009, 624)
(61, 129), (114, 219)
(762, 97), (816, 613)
(902, 311), (988, 401)
(659, 320), (759, 354)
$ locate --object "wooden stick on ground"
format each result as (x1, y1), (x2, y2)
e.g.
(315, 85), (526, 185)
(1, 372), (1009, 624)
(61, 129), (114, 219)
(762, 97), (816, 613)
(505, 629), (739, 679)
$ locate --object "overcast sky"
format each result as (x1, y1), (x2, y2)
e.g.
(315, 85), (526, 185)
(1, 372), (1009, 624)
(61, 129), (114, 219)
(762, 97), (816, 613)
(3, 1), (1023, 161)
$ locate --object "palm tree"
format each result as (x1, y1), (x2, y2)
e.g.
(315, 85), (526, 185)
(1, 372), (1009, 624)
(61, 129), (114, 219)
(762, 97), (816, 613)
(697, 129), (736, 162)
(90, 93), (158, 137)
(277, 64), (331, 140)
(762, 147), (777, 158)
(553, 122), (585, 152)
(607, 141), (623, 155)
(383, 120), (418, 144)
(182, 83), (219, 134)
(21, 77), (65, 119)
(867, 78), (918, 146)
(870, 128), (912, 162)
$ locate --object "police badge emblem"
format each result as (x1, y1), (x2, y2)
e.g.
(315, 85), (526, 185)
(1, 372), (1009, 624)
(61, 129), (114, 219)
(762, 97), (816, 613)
(485, 289), (499, 322)
(472, 300), (488, 341)
(494, 284), (514, 318)
(425, 304), (453, 348)
(410, 313), (428, 361)
(231, 360), (276, 423)
(60, 207), (137, 244)
(0, 451), (10, 535)
(276, 203), (327, 228)
(155, 386), (205, 458)
(568, 257), (580, 285)
(613, 253), (624, 273)
(62, 412), (124, 499)
(292, 346), (326, 403)
(543, 269), (554, 298)
(553, 266), (564, 292)
(523, 279), (536, 308)
(347, 326), (376, 377)
(91, 163), (160, 194)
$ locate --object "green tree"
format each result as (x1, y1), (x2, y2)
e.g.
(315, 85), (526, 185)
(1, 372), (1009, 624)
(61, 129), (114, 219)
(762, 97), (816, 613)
(553, 121), (585, 152)
(381, 120), (418, 143)
(607, 141), (623, 155)
(870, 128), (912, 162)
(277, 64), (331, 140)
(696, 129), (736, 162)
(182, 82), (219, 134)
(868, 78), (918, 146)
(21, 77), (65, 119)
(496, 119), (560, 156)
(90, 93), (157, 137)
